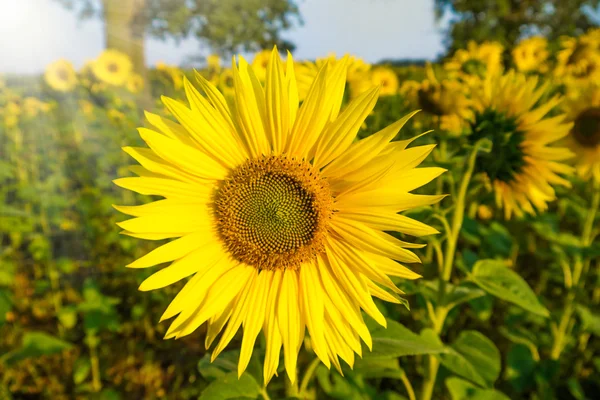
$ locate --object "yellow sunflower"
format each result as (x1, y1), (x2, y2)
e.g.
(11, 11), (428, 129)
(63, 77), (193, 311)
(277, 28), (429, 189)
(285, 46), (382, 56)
(114, 48), (444, 384)
(445, 41), (504, 83)
(92, 49), (133, 86)
(44, 59), (78, 92)
(469, 71), (574, 219)
(207, 54), (221, 72)
(554, 33), (600, 87)
(157, 62), (184, 89)
(126, 73), (145, 94)
(296, 55), (371, 101)
(251, 49), (272, 82)
(512, 36), (549, 73)
(217, 68), (235, 97)
(562, 85), (600, 183)
(417, 64), (473, 136)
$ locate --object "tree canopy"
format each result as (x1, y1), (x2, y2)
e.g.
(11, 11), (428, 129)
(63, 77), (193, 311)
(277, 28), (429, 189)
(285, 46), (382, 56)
(435, 0), (600, 52)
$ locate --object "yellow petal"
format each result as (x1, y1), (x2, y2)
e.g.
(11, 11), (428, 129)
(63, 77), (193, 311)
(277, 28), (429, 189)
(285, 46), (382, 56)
(277, 269), (304, 383)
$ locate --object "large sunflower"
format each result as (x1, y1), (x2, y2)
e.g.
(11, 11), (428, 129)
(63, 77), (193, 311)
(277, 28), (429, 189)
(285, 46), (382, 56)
(114, 49), (443, 384)
(562, 85), (600, 183)
(469, 71), (574, 219)
(44, 59), (78, 92)
(92, 49), (133, 86)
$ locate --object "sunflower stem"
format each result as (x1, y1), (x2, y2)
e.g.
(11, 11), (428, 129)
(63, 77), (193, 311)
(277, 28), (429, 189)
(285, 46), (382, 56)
(421, 142), (484, 400)
(551, 183), (600, 360)
(399, 368), (417, 400)
(298, 357), (321, 396)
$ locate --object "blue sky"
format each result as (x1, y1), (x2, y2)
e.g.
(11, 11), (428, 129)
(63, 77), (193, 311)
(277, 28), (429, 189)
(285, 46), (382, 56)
(0, 0), (447, 74)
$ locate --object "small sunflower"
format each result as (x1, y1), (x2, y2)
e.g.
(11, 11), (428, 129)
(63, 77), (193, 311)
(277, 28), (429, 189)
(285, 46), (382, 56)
(469, 71), (574, 219)
(126, 74), (145, 94)
(157, 62), (184, 89)
(562, 85), (600, 183)
(445, 41), (504, 82)
(207, 54), (221, 72)
(512, 36), (549, 73)
(115, 48), (443, 384)
(23, 97), (51, 117)
(251, 49), (272, 82)
(92, 50), (133, 86)
(217, 68), (235, 97)
(44, 59), (78, 92)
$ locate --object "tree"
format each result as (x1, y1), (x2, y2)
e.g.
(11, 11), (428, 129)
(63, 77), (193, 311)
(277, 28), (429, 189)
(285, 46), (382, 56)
(435, 0), (600, 53)
(56, 0), (301, 71)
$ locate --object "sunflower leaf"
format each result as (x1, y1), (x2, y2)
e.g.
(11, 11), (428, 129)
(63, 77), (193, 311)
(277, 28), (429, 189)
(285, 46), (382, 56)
(469, 259), (549, 317)
(446, 377), (511, 400)
(364, 319), (447, 359)
(198, 371), (260, 400)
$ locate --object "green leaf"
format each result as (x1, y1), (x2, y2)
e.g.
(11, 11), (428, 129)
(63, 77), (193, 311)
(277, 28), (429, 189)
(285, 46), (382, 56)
(73, 357), (92, 385)
(0, 289), (12, 326)
(445, 377), (511, 400)
(469, 260), (549, 317)
(364, 319), (447, 359)
(444, 331), (501, 386)
(1, 331), (73, 365)
(576, 305), (600, 335)
(58, 306), (78, 330)
(353, 358), (405, 380)
(505, 344), (536, 393)
(446, 284), (486, 311)
(198, 371), (260, 400)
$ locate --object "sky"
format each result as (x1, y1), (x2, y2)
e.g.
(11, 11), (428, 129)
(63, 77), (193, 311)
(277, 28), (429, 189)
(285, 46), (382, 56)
(0, 0), (447, 74)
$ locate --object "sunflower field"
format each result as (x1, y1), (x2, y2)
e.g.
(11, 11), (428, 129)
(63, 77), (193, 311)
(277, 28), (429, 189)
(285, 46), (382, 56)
(1, 27), (600, 400)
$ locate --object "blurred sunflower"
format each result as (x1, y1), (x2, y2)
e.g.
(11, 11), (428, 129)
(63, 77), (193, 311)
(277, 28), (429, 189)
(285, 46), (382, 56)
(251, 49), (272, 82)
(44, 59), (78, 92)
(93, 50), (133, 86)
(554, 33), (600, 87)
(562, 85), (600, 183)
(469, 71), (574, 219)
(348, 66), (399, 99)
(217, 68), (235, 97)
(22, 97), (51, 117)
(115, 48), (443, 384)
(207, 54), (221, 72)
(126, 74), (145, 94)
(417, 64), (473, 136)
(512, 36), (549, 73)
(157, 62), (183, 89)
(445, 41), (504, 83)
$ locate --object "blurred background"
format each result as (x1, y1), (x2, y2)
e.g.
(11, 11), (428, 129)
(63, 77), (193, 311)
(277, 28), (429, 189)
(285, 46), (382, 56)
(1, 1), (600, 399)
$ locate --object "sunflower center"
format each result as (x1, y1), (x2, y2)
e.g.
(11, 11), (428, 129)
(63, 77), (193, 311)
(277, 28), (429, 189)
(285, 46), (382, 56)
(461, 59), (487, 77)
(215, 155), (333, 270)
(107, 63), (119, 73)
(573, 107), (600, 148)
(57, 68), (69, 81)
(470, 109), (526, 183)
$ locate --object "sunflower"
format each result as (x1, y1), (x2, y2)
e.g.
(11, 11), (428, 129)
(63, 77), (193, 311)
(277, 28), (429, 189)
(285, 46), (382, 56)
(296, 55), (371, 101)
(562, 85), (600, 183)
(207, 54), (221, 72)
(554, 33), (600, 87)
(126, 73), (145, 94)
(417, 64), (473, 136)
(114, 48), (444, 384)
(92, 49), (133, 86)
(157, 62), (183, 89)
(512, 36), (549, 73)
(44, 59), (78, 92)
(445, 41), (504, 83)
(217, 68), (235, 97)
(252, 49), (272, 82)
(469, 71), (574, 219)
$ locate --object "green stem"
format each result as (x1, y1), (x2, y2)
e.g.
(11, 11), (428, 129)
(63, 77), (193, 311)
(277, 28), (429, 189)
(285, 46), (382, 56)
(399, 368), (417, 400)
(87, 332), (102, 392)
(551, 185), (599, 360)
(421, 143), (483, 400)
(298, 357), (321, 397)
(259, 387), (272, 400)
(441, 142), (482, 281)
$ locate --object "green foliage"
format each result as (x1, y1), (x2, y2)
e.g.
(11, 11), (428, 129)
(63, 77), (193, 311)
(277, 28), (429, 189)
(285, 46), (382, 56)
(435, 0), (600, 51)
